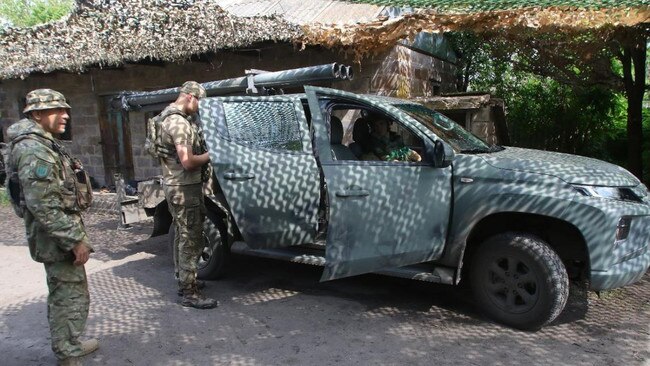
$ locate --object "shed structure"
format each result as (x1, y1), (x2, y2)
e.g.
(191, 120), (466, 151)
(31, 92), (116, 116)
(0, 0), (459, 185)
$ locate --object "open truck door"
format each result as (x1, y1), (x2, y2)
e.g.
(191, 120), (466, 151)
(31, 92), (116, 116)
(305, 86), (453, 281)
(200, 95), (321, 249)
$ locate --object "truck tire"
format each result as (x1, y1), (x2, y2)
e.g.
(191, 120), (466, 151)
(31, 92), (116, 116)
(470, 233), (569, 331)
(168, 212), (228, 280)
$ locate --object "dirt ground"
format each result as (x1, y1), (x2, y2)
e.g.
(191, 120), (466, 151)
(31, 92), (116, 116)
(0, 205), (648, 366)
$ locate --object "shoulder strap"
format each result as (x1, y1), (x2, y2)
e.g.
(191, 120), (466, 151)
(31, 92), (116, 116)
(7, 133), (53, 167)
(160, 109), (185, 120)
(12, 132), (74, 173)
(11, 132), (51, 148)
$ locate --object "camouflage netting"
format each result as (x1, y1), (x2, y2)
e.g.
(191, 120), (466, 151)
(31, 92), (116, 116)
(0, 0), (302, 80)
(345, 0), (649, 11)
(300, 6), (650, 61)
(2, 0), (648, 79)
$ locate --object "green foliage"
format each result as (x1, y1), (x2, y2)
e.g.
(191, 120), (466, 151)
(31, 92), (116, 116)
(642, 108), (650, 183)
(505, 78), (624, 160)
(0, 188), (9, 207)
(445, 32), (492, 91)
(0, 0), (73, 28)
(347, 0), (647, 11)
(446, 30), (649, 183)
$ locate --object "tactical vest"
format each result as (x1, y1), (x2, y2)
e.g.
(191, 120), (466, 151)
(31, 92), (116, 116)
(145, 108), (185, 159)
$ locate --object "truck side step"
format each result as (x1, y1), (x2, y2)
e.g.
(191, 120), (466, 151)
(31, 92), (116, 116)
(230, 241), (455, 285)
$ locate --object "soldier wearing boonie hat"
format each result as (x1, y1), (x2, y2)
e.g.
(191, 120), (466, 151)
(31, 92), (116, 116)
(179, 81), (207, 99)
(5, 89), (98, 366)
(22, 88), (71, 113)
(157, 81), (217, 309)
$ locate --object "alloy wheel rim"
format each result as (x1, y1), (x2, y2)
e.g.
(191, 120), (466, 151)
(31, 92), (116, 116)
(483, 255), (539, 314)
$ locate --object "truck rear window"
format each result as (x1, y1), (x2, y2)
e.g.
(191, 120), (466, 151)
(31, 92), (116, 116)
(222, 101), (303, 152)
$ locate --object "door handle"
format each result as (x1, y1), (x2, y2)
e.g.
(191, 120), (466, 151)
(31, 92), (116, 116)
(335, 189), (370, 198)
(223, 172), (255, 180)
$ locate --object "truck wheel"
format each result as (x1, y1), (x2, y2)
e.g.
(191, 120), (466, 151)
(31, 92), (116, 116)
(470, 233), (569, 330)
(168, 212), (228, 280)
(197, 212), (229, 280)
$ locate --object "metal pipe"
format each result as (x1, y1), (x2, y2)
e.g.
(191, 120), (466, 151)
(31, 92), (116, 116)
(338, 64), (347, 80)
(337, 63), (345, 79)
(345, 66), (354, 81)
(117, 63), (350, 111)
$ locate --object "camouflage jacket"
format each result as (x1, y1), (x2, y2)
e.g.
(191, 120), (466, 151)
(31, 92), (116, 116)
(7, 118), (91, 263)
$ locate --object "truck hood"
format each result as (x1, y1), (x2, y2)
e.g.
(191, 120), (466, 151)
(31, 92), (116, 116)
(482, 146), (640, 186)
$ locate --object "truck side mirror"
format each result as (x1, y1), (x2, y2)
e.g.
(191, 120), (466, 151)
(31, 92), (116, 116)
(426, 140), (454, 168)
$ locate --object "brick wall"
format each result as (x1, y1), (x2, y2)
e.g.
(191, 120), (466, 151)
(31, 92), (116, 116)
(0, 88), (9, 141)
(0, 43), (456, 185)
(469, 107), (500, 145)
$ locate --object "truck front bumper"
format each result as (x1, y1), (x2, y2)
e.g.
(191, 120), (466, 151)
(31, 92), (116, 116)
(568, 194), (650, 291)
(590, 243), (649, 290)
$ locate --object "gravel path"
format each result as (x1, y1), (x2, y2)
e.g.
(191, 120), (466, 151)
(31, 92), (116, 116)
(0, 205), (649, 366)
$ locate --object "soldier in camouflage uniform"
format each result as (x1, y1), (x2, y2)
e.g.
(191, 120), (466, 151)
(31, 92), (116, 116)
(368, 118), (421, 162)
(160, 81), (218, 309)
(6, 89), (98, 366)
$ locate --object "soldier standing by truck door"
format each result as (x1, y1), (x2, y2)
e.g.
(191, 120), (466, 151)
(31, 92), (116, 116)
(159, 81), (218, 309)
(4, 89), (97, 366)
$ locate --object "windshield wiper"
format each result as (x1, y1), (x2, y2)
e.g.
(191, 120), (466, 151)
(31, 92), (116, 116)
(460, 148), (491, 154)
(460, 145), (505, 154)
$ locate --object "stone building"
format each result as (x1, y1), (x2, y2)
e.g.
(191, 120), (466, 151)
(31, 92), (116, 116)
(0, 0), (459, 186)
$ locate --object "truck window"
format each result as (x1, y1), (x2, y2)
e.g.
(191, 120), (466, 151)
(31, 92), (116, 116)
(330, 107), (425, 163)
(222, 100), (304, 152)
(395, 103), (492, 153)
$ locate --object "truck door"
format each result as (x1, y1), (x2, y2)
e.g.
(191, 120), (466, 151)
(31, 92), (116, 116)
(305, 86), (452, 281)
(199, 96), (320, 249)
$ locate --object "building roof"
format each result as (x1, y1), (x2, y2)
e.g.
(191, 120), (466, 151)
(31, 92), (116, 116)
(0, 0), (305, 80)
(214, 0), (385, 25)
(0, 0), (397, 80)
(4, 0), (644, 80)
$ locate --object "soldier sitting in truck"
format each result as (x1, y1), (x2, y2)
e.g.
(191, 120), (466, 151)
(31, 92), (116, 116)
(367, 117), (421, 162)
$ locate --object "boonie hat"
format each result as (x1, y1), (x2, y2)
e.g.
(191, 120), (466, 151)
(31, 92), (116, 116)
(180, 81), (206, 98)
(23, 89), (71, 113)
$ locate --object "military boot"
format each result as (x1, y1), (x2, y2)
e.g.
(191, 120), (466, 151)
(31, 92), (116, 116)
(177, 280), (206, 296)
(79, 338), (99, 356)
(58, 357), (82, 366)
(180, 287), (218, 309)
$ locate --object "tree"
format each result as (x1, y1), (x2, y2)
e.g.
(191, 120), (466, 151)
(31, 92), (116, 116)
(616, 31), (647, 181)
(445, 32), (488, 92)
(303, 1), (649, 182)
(446, 32), (627, 162)
(0, 0), (74, 28)
(475, 27), (648, 180)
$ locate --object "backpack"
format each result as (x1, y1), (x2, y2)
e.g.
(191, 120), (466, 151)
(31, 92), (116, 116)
(2, 135), (34, 218)
(145, 109), (184, 159)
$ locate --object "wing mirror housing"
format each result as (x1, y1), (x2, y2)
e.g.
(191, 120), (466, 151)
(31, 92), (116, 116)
(426, 140), (454, 168)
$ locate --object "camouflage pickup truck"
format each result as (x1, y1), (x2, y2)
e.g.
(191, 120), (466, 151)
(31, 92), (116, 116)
(121, 74), (650, 331)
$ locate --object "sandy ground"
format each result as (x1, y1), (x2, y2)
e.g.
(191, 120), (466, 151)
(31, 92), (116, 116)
(0, 205), (648, 366)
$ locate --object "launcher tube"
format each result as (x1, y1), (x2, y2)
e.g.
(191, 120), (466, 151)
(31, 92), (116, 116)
(117, 63), (346, 111)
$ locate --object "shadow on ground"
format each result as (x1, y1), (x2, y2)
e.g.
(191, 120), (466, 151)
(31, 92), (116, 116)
(1, 209), (648, 365)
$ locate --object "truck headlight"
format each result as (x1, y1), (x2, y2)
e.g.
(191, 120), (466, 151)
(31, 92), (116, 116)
(572, 184), (643, 203)
(615, 217), (631, 242)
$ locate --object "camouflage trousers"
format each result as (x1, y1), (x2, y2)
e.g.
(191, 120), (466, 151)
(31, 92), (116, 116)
(164, 183), (206, 291)
(44, 261), (90, 360)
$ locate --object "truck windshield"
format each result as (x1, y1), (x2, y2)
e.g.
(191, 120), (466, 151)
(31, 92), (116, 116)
(395, 103), (493, 153)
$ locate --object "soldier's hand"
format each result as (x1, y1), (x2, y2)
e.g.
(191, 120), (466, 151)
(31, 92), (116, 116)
(72, 242), (91, 266)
